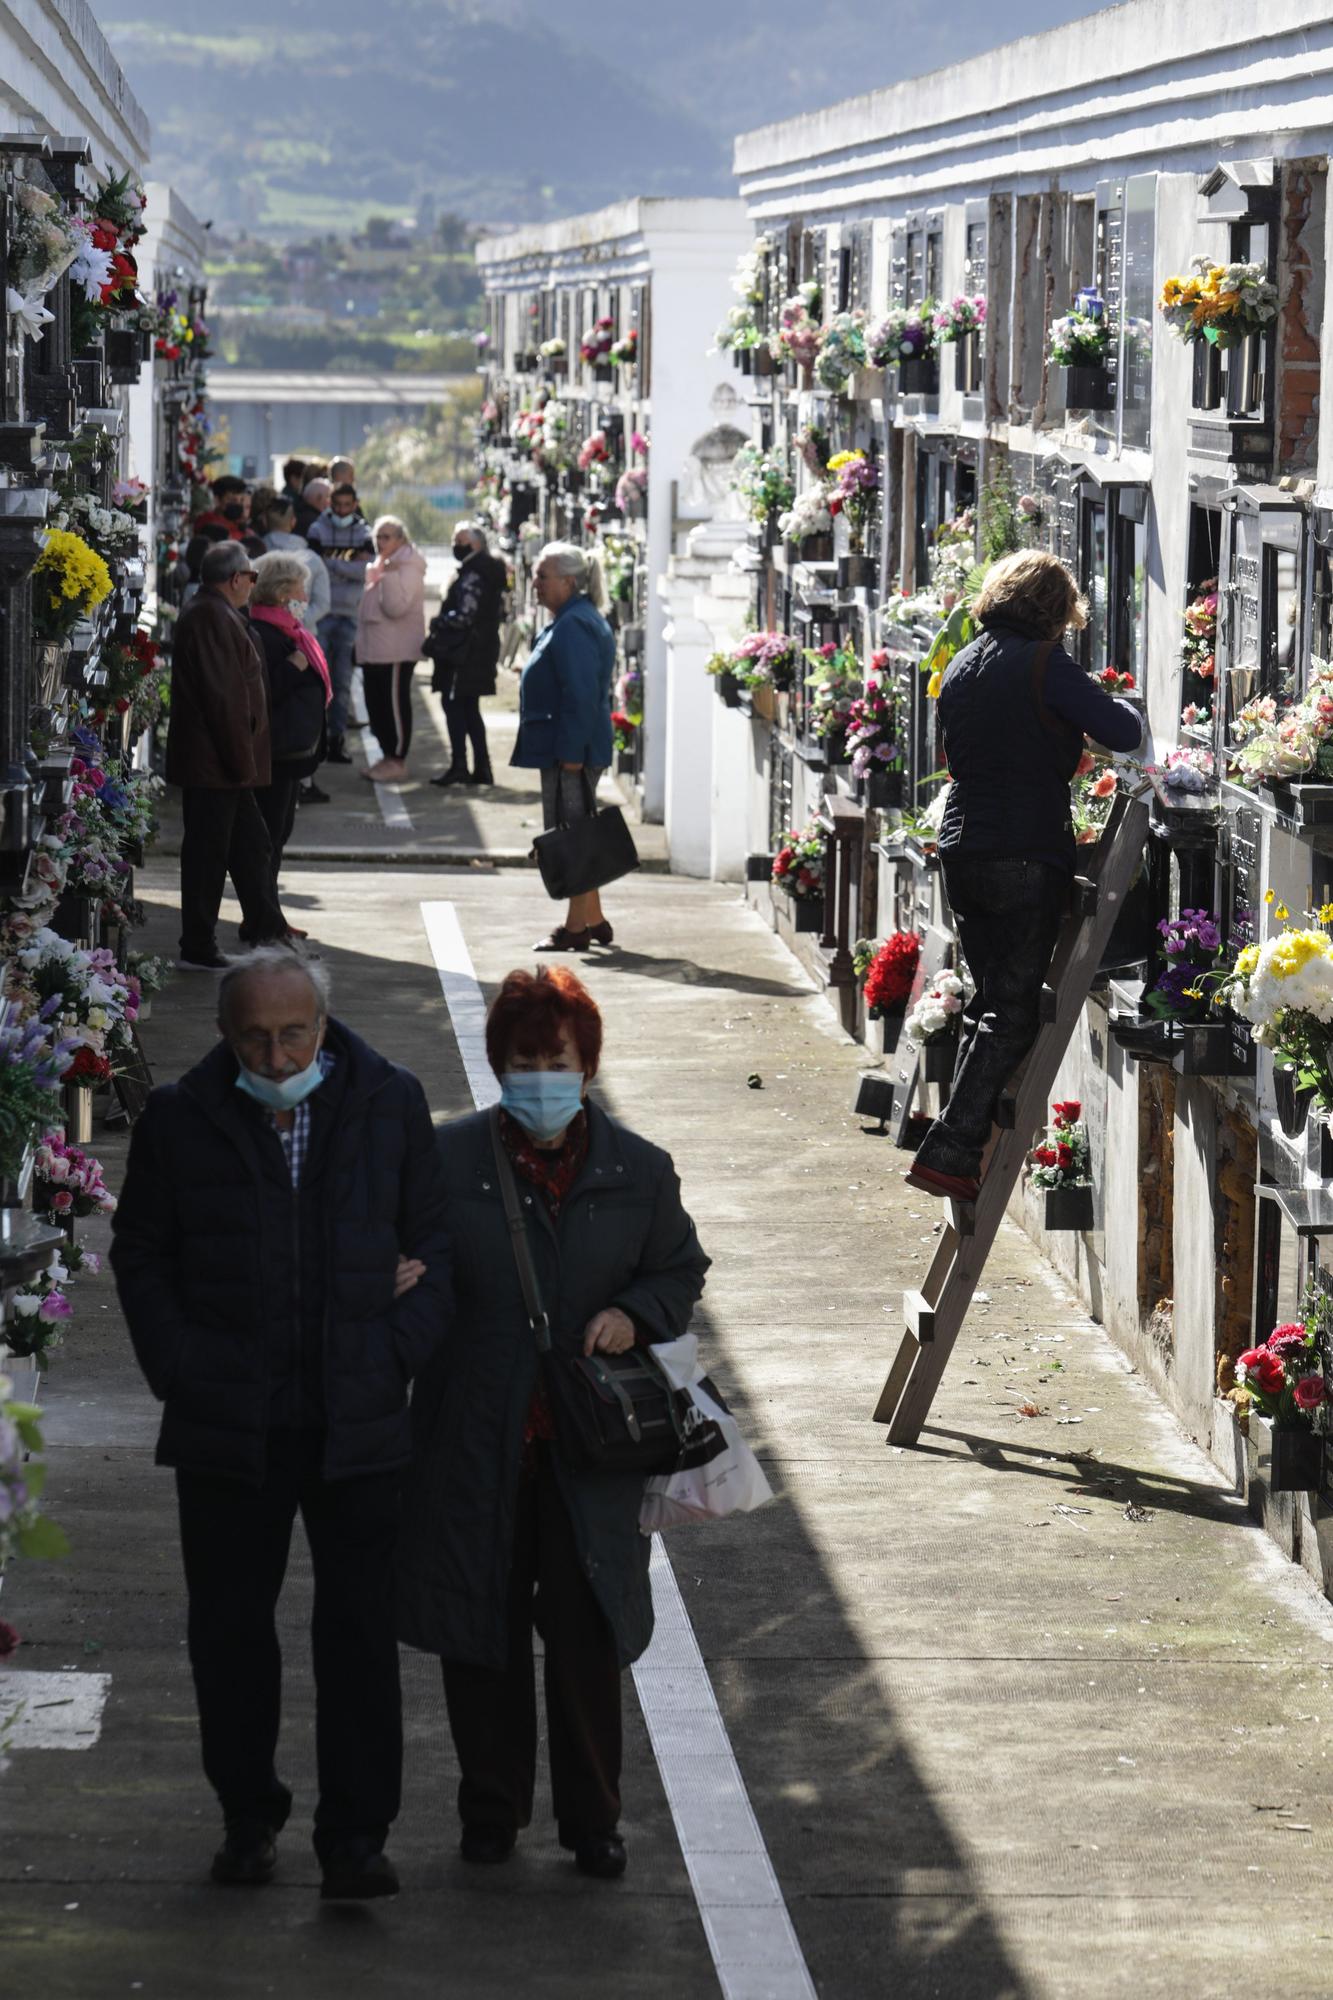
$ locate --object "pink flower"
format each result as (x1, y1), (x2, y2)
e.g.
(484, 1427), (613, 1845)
(38, 1289), (72, 1321)
(1092, 771), (1117, 798)
(48, 1189), (73, 1213)
(1294, 1375), (1327, 1411)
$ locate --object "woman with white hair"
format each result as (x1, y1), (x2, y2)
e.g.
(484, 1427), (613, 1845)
(248, 550), (331, 897)
(357, 515), (427, 784)
(513, 542), (616, 952)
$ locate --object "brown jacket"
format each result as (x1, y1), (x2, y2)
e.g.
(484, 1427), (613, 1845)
(165, 589), (271, 790)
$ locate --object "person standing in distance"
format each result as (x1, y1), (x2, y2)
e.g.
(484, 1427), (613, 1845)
(308, 482), (375, 764)
(427, 522), (507, 789)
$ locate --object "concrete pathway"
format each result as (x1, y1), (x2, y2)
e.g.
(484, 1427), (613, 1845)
(2, 739), (1331, 1999)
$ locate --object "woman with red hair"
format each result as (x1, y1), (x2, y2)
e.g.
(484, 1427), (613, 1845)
(398, 966), (710, 1882)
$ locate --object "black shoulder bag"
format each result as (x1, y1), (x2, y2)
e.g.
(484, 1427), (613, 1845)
(488, 1108), (684, 1474)
(531, 769), (640, 902)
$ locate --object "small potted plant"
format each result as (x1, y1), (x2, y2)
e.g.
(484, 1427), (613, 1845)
(1214, 909), (1333, 1134)
(845, 664), (902, 807)
(779, 484), (834, 564)
(1048, 289), (1115, 410)
(1234, 1314), (1329, 1492)
(1158, 258), (1279, 418)
(867, 303), (939, 395)
(771, 820), (825, 931)
(1028, 1100), (1094, 1231)
(905, 971), (965, 1081)
(860, 930), (921, 1056)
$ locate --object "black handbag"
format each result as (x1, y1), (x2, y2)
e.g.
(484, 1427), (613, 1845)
(488, 1109), (684, 1475)
(532, 770), (640, 901)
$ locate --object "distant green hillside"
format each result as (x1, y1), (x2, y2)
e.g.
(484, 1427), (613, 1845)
(106, 0), (725, 233)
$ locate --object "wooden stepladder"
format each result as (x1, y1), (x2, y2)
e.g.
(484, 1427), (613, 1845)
(874, 786), (1152, 1445)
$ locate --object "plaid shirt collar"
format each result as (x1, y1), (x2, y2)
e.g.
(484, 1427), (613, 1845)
(271, 1051), (335, 1188)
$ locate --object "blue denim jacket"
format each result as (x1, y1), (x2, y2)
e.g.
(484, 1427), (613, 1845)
(511, 594), (615, 770)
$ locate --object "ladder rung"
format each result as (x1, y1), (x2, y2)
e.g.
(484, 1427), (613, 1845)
(1072, 877), (1098, 918)
(904, 1290), (936, 1342)
(1038, 983), (1057, 1022)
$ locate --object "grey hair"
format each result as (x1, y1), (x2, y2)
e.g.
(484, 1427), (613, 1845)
(217, 946), (331, 1028)
(538, 539), (605, 610)
(372, 514), (409, 544)
(252, 550), (310, 604)
(303, 476), (332, 504)
(456, 521), (487, 551)
(200, 540), (252, 587)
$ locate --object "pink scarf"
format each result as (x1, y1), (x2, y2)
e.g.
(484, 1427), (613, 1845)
(250, 602), (332, 703)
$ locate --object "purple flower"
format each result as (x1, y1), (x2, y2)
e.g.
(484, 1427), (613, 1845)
(38, 1289), (72, 1321)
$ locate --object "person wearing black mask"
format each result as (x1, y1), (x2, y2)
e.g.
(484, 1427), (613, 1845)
(196, 476), (251, 540)
(425, 524), (507, 788)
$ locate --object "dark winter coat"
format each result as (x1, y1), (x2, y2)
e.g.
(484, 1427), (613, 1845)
(250, 615), (327, 777)
(511, 593), (615, 771)
(110, 1019), (452, 1486)
(396, 1104), (710, 1670)
(165, 588), (272, 790)
(937, 616), (1144, 873)
(426, 548), (507, 699)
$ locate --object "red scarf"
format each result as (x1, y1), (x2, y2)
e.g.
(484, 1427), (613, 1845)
(250, 602), (332, 703)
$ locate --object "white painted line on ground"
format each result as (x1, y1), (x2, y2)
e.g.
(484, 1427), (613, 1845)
(420, 899), (816, 2000)
(0, 1669), (111, 1751)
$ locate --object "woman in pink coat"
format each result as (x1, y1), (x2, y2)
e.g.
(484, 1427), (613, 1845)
(357, 516), (428, 782)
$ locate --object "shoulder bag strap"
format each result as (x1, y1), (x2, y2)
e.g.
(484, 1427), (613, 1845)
(553, 766), (599, 828)
(488, 1106), (553, 1353)
(1029, 637), (1067, 737)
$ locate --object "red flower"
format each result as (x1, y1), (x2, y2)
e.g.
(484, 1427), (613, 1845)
(1075, 750), (1095, 777)
(1053, 1100), (1081, 1124)
(114, 698), (130, 714)
(1267, 1322), (1307, 1349)
(1033, 1145), (1058, 1168)
(66, 1046), (113, 1086)
(1294, 1375), (1327, 1411)
(1255, 1352), (1287, 1395)
(1237, 1348), (1267, 1373)
(0, 1618), (19, 1662)
(91, 220), (119, 253)
(1055, 1142), (1073, 1170)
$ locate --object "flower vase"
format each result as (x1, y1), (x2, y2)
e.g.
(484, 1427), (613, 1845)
(899, 356), (939, 397)
(1063, 364), (1114, 411)
(921, 1035), (958, 1083)
(1192, 340), (1223, 411)
(35, 640), (70, 708)
(1225, 329), (1265, 419)
(1043, 1184), (1094, 1232)
(738, 348), (753, 377)
(62, 1082), (93, 1146)
(865, 769), (904, 809)
(136, 997), (152, 1022)
(795, 533), (834, 564)
(1269, 1426), (1324, 1494)
(1274, 1068), (1315, 1140)
(717, 671), (743, 709)
(837, 553), (877, 591)
(787, 894), (825, 934)
(753, 345), (775, 378)
(954, 331), (982, 395)
(750, 682), (778, 723)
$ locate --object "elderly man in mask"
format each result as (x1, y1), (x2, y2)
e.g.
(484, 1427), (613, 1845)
(111, 948), (451, 1904)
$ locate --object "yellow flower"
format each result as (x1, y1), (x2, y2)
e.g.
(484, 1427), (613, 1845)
(1276, 903), (1290, 921)
(1269, 929), (1330, 979)
(33, 528), (113, 616)
(1182, 988), (1203, 1001)
(1265, 888), (1275, 904)
(1235, 945), (1260, 978)
(826, 449), (863, 473)
(1319, 902), (1333, 924)
(1160, 278), (1183, 307)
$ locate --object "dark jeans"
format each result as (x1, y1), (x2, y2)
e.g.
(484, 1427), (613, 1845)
(253, 772), (299, 888)
(441, 691), (491, 775)
(176, 1429), (403, 1859)
(178, 787), (286, 960)
(317, 613), (357, 738)
(914, 853), (1069, 1180)
(363, 660), (415, 761)
(441, 1446), (622, 1843)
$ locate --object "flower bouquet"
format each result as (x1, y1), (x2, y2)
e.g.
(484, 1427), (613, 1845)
(0, 999), (73, 1186)
(1071, 750), (1119, 844)
(1096, 666), (1136, 693)
(803, 639), (860, 760)
(771, 282), (822, 372)
(1143, 909), (1223, 1022)
(614, 465), (648, 517)
(609, 329), (638, 367)
(731, 444), (794, 531)
(771, 819), (825, 925)
(933, 294), (986, 343)
(1233, 1309), (1330, 1490)
(1158, 259), (1279, 349)
(612, 711), (637, 757)
(866, 304), (938, 371)
(814, 311), (867, 394)
(795, 425), (830, 477)
(1028, 1099), (1093, 1229)
(33, 1131), (116, 1222)
(580, 317), (615, 367)
(1182, 579), (1218, 684)
(905, 971), (965, 1080)
(730, 630), (802, 692)
(862, 931), (920, 1042)
(7, 1268), (74, 1365)
(30, 529), (114, 644)
(1048, 292), (1113, 368)
(715, 235), (772, 354)
(845, 672), (901, 800)
(10, 929), (138, 1073)
(1216, 912), (1333, 1125)
(9, 181), (79, 296)
(538, 336), (567, 362)
(827, 449), (879, 567)
(577, 431), (610, 473)
(778, 484), (833, 557)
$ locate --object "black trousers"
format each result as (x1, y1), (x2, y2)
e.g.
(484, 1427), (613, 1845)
(252, 773), (299, 888)
(363, 660), (415, 760)
(178, 786), (286, 960)
(441, 691), (491, 775)
(175, 1429), (403, 1860)
(441, 1446), (622, 1843)
(914, 853), (1069, 1179)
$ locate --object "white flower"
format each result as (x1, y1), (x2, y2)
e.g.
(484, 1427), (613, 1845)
(12, 1294), (39, 1317)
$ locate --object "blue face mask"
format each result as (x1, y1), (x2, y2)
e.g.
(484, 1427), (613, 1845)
(235, 1050), (326, 1112)
(500, 1071), (585, 1143)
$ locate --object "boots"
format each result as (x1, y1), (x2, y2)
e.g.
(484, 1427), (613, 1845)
(463, 762), (495, 787)
(430, 763), (469, 788)
(326, 735), (354, 766)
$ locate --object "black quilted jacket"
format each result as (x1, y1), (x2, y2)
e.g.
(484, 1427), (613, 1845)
(110, 1019), (452, 1485)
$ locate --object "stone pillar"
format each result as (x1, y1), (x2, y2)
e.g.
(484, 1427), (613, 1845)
(657, 518), (750, 880)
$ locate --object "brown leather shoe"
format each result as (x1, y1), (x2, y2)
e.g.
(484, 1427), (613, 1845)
(534, 925), (591, 952)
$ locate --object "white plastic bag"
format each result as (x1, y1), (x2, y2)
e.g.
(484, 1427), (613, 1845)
(639, 1334), (774, 1531)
